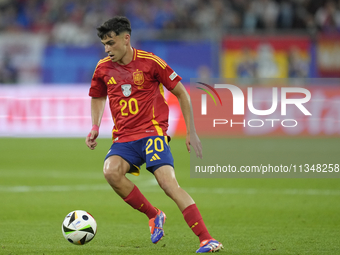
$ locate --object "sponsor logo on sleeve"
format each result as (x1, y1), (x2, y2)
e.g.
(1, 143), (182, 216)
(169, 71), (178, 81)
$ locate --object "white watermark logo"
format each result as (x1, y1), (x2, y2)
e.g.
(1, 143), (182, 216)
(198, 83), (312, 128)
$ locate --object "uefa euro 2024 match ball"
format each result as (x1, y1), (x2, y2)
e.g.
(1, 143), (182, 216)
(62, 210), (97, 245)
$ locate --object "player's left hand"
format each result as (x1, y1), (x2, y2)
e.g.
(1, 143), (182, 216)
(186, 132), (202, 159)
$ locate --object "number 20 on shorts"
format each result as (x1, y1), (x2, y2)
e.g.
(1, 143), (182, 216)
(146, 137), (165, 155)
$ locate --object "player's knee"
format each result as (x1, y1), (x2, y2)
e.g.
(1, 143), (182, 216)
(158, 178), (178, 198)
(103, 161), (125, 184)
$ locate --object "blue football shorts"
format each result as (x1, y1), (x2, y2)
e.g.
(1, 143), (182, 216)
(104, 136), (174, 175)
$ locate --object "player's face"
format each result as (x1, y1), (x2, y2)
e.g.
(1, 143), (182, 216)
(101, 32), (130, 64)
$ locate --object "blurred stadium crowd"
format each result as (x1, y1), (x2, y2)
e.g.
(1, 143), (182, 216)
(0, 0), (339, 84)
(0, 0), (339, 38)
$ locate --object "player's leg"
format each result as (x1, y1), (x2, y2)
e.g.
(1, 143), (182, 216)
(153, 165), (194, 211)
(143, 136), (212, 240)
(154, 166), (223, 253)
(143, 136), (222, 249)
(154, 166), (211, 237)
(103, 146), (158, 220)
(103, 155), (133, 197)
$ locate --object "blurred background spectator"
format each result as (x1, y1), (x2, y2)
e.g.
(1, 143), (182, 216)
(0, 53), (18, 84)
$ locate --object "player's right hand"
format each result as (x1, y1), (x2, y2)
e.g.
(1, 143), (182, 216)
(86, 130), (98, 150)
(186, 132), (203, 159)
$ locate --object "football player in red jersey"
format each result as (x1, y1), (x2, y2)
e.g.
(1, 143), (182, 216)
(85, 16), (223, 253)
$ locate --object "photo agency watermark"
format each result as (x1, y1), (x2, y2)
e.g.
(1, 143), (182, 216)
(190, 79), (340, 178)
(197, 82), (312, 128)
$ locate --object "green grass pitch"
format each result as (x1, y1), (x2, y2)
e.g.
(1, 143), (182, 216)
(0, 137), (339, 254)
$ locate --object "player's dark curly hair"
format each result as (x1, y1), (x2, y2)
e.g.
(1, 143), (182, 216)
(97, 16), (132, 39)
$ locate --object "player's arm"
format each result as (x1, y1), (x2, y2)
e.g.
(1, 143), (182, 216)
(171, 81), (202, 159)
(86, 96), (107, 150)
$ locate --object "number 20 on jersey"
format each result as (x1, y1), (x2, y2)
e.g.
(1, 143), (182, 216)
(120, 98), (139, 116)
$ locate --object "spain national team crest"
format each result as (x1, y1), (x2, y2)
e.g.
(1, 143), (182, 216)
(133, 69), (144, 86)
(121, 84), (132, 97)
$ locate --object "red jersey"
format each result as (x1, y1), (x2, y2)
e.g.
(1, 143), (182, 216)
(89, 48), (182, 143)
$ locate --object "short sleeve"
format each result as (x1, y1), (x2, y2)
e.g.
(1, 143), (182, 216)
(89, 67), (107, 97)
(154, 57), (182, 91)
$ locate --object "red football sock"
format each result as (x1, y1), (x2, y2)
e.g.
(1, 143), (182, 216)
(182, 204), (212, 242)
(123, 185), (158, 219)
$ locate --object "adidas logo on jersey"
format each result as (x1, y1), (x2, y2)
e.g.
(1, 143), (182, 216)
(150, 153), (161, 162)
(107, 77), (117, 85)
